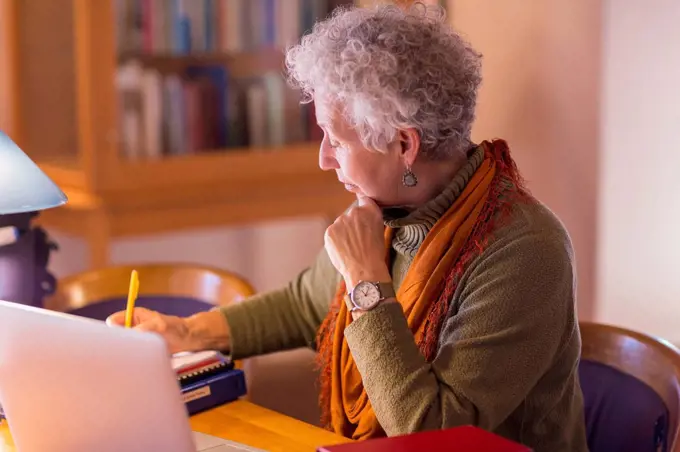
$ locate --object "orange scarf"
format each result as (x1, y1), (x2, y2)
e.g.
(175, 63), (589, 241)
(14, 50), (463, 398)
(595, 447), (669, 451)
(315, 140), (529, 440)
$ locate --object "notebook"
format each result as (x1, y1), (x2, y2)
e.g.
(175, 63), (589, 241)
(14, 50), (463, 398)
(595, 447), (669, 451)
(173, 350), (234, 387)
(173, 350), (223, 373)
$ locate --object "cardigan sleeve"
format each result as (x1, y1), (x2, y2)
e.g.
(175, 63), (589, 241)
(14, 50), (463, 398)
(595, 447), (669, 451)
(220, 248), (341, 359)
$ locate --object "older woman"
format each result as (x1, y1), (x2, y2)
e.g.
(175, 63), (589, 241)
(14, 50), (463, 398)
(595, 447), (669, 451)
(107, 4), (587, 451)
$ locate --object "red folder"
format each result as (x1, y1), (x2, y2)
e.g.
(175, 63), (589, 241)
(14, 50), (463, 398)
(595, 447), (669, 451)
(317, 425), (532, 452)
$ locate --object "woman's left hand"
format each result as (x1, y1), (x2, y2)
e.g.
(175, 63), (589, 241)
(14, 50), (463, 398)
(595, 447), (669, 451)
(324, 195), (391, 290)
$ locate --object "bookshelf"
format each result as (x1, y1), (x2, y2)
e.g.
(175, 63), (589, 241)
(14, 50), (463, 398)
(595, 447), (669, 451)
(1, 0), (365, 269)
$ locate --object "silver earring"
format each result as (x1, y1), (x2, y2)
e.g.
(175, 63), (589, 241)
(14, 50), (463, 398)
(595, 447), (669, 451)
(402, 168), (418, 187)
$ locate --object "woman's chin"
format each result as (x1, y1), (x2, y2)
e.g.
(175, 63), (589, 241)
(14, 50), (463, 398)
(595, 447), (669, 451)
(344, 183), (359, 193)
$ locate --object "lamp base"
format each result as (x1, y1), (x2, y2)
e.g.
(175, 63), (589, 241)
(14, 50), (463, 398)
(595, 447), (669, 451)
(0, 211), (58, 307)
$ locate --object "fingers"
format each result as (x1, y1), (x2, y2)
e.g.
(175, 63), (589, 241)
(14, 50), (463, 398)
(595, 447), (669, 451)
(105, 307), (153, 327)
(105, 311), (126, 326)
(356, 194), (370, 206)
(356, 194), (379, 211)
(135, 314), (166, 333)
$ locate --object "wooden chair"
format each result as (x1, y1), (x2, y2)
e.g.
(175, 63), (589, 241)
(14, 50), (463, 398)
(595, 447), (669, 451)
(579, 321), (680, 452)
(45, 262), (255, 313)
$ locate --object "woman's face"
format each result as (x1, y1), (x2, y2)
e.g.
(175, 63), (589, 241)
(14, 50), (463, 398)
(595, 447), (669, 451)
(315, 103), (406, 207)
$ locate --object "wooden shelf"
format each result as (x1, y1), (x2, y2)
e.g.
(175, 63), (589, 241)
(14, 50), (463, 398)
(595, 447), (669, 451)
(38, 141), (334, 195)
(108, 142), (324, 191)
(35, 142), (352, 262)
(118, 48), (286, 78)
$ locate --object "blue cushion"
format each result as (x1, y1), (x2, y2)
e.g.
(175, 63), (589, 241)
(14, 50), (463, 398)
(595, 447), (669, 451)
(67, 295), (215, 321)
(579, 359), (669, 452)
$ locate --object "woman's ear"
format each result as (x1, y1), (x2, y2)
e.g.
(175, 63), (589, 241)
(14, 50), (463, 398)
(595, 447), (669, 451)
(399, 128), (421, 167)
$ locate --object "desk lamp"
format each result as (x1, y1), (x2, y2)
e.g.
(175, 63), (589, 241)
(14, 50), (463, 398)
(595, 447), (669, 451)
(0, 131), (68, 307)
(0, 131), (67, 214)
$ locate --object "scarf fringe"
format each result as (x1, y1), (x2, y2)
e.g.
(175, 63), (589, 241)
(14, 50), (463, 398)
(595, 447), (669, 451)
(316, 289), (341, 429)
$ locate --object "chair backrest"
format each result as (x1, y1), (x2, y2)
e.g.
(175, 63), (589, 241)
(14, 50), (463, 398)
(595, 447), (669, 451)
(579, 322), (680, 452)
(44, 263), (256, 313)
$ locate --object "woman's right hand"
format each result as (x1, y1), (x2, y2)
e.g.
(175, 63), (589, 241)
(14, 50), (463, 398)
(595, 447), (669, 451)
(106, 307), (194, 354)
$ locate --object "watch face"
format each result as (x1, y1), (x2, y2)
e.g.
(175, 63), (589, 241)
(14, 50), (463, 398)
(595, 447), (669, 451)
(352, 281), (381, 309)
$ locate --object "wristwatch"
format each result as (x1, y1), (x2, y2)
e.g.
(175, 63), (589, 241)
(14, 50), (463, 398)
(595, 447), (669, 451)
(346, 281), (396, 312)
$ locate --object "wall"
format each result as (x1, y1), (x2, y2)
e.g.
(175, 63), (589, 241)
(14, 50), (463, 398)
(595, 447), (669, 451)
(596, 0), (680, 343)
(48, 217), (327, 293)
(451, 0), (602, 318)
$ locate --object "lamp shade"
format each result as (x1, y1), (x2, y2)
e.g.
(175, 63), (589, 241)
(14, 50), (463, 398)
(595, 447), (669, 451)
(0, 131), (68, 214)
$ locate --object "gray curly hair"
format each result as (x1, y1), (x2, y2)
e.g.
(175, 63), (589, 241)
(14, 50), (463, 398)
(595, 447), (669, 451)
(285, 2), (483, 160)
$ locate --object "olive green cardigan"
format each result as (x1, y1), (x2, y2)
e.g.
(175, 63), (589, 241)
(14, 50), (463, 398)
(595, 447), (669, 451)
(220, 147), (588, 451)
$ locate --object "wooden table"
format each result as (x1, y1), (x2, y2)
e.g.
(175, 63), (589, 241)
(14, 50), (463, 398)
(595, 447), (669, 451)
(0, 400), (350, 452)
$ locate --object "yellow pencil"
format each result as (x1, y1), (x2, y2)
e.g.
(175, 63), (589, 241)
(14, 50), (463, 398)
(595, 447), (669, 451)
(124, 269), (139, 328)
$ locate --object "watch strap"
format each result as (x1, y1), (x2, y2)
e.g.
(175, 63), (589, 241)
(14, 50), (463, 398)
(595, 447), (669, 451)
(344, 293), (354, 311)
(377, 282), (396, 300)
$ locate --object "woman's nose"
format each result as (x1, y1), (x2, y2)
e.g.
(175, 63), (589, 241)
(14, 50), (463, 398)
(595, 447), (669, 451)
(319, 140), (339, 171)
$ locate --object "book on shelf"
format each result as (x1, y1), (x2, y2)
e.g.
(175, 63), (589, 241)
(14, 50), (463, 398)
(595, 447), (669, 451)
(113, 0), (343, 160)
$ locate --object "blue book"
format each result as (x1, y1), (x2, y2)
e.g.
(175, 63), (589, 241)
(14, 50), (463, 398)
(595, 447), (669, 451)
(180, 368), (247, 416)
(204, 0), (216, 52)
(264, 0), (276, 46)
(171, 0), (191, 54)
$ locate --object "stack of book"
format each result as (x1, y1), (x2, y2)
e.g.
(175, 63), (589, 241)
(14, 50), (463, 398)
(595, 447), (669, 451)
(173, 350), (246, 415)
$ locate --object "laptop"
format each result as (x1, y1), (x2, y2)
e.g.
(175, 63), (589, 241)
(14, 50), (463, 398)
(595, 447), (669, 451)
(0, 299), (264, 452)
